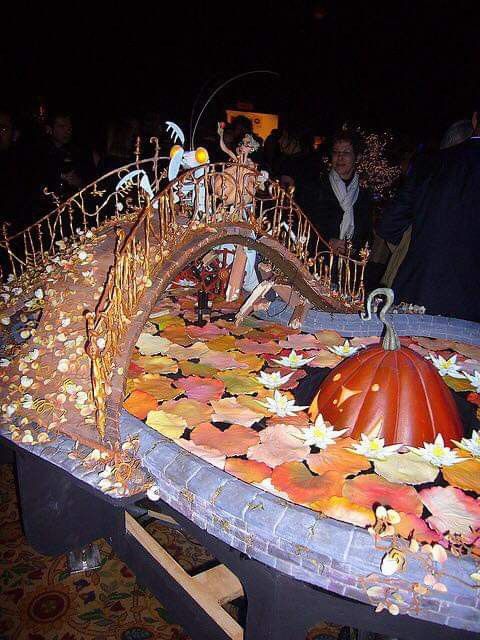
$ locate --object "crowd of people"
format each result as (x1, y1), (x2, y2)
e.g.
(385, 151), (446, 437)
(0, 103), (478, 322)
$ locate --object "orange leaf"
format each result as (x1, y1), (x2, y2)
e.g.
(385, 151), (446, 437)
(174, 376), (225, 402)
(442, 458), (480, 493)
(123, 390), (157, 420)
(162, 398), (213, 426)
(191, 422), (260, 456)
(320, 496), (375, 527)
(225, 458), (272, 483)
(314, 330), (344, 347)
(308, 350), (343, 369)
(231, 352), (265, 372)
(127, 375), (181, 401)
(267, 412), (310, 427)
(206, 335), (237, 351)
(211, 397), (264, 427)
(271, 463), (344, 505)
(395, 512), (444, 543)
(162, 325), (193, 346)
(307, 438), (371, 476)
(342, 474), (423, 516)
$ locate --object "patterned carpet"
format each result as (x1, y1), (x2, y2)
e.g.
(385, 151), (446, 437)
(0, 463), (342, 640)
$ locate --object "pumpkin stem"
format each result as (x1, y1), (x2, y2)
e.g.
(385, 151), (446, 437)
(361, 288), (400, 351)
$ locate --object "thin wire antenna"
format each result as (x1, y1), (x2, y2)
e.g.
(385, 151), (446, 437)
(191, 70), (280, 148)
(189, 73), (224, 150)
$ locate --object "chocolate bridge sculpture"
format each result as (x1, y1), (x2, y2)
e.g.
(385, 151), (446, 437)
(0, 156), (369, 448)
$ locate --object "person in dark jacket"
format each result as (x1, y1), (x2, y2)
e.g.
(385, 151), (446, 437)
(311, 131), (372, 254)
(377, 108), (480, 322)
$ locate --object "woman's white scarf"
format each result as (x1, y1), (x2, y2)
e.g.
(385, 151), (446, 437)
(328, 169), (359, 240)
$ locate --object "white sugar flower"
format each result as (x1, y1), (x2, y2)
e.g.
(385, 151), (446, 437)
(57, 359), (70, 373)
(272, 350), (315, 369)
(256, 370), (294, 389)
(298, 414), (348, 449)
(5, 404), (16, 417)
(24, 349), (39, 363)
(463, 370), (480, 393)
(34, 288), (44, 299)
(328, 340), (364, 358)
(0, 358), (10, 367)
(428, 354), (465, 379)
(452, 430), (480, 458)
(349, 422), (402, 460)
(20, 376), (34, 388)
(21, 394), (34, 409)
(78, 250), (89, 261)
(12, 287), (22, 296)
(409, 433), (462, 467)
(99, 464), (114, 479)
(262, 390), (308, 417)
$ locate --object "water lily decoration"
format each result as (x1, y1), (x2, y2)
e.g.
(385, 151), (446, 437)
(272, 350), (315, 369)
(409, 433), (462, 467)
(463, 370), (480, 393)
(452, 430), (480, 458)
(256, 370), (294, 389)
(328, 340), (364, 358)
(298, 414), (348, 449)
(262, 390), (308, 417)
(428, 354), (465, 379)
(349, 422), (402, 460)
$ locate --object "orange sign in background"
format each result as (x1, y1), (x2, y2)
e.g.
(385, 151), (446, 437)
(226, 110), (279, 141)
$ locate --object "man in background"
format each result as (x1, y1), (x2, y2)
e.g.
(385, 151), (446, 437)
(378, 107), (480, 322)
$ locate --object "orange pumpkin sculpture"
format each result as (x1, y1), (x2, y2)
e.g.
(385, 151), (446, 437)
(309, 289), (464, 447)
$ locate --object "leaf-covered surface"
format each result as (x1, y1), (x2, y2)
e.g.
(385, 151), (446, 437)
(122, 290), (480, 560)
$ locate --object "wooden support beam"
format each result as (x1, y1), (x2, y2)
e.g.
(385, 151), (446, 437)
(125, 512), (244, 640)
(147, 510), (179, 527)
(193, 564), (244, 606)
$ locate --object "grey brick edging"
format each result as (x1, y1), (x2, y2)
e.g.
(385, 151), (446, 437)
(120, 413), (480, 634)
(257, 301), (480, 345)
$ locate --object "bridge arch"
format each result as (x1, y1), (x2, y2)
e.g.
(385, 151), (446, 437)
(103, 223), (337, 444)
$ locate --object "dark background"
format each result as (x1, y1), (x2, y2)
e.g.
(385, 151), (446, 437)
(1, 0), (478, 141)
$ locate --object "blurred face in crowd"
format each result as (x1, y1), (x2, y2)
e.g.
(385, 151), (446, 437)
(52, 115), (73, 146)
(0, 113), (13, 152)
(332, 139), (357, 180)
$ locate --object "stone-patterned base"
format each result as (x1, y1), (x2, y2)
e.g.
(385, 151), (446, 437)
(257, 300), (480, 345)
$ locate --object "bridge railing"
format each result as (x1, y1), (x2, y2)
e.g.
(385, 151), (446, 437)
(153, 162), (370, 305)
(0, 146), (170, 283)
(86, 160), (371, 441)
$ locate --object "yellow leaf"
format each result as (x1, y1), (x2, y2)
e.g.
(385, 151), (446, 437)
(443, 376), (473, 393)
(145, 410), (187, 439)
(442, 458), (480, 493)
(132, 355), (178, 375)
(206, 335), (237, 351)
